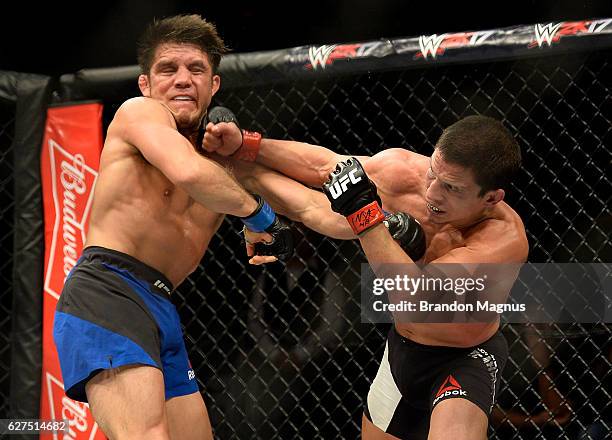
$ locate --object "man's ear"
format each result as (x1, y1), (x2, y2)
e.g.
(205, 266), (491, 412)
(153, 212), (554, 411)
(211, 75), (221, 97)
(138, 75), (151, 97)
(484, 189), (505, 207)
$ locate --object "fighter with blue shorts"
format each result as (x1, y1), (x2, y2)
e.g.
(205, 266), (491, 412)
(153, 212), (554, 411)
(52, 14), (292, 440)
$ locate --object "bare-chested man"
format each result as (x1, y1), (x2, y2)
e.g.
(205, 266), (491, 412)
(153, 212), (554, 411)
(204, 114), (528, 439)
(52, 15), (292, 440)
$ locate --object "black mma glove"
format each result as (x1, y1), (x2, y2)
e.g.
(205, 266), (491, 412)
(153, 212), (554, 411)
(322, 157), (385, 235)
(208, 106), (241, 129)
(384, 212), (426, 261)
(253, 217), (294, 261)
(241, 195), (294, 261)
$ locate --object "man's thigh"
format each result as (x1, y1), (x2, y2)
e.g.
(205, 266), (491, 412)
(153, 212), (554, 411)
(86, 364), (169, 440)
(362, 413), (402, 440)
(166, 391), (213, 440)
(428, 398), (488, 440)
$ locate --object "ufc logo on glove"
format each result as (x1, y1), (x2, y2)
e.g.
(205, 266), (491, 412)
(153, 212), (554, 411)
(323, 158), (386, 235)
(328, 169), (362, 199)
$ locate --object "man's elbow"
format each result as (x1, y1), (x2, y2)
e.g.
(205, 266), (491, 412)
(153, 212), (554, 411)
(171, 160), (206, 189)
(280, 206), (307, 225)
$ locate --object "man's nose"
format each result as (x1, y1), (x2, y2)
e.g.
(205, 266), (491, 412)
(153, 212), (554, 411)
(174, 67), (192, 87)
(426, 178), (443, 201)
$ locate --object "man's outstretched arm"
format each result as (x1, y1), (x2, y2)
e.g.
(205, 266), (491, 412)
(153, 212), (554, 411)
(203, 107), (369, 187)
(218, 156), (355, 240)
(217, 156), (428, 264)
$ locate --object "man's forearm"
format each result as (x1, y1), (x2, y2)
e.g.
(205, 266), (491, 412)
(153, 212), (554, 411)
(220, 155), (355, 239)
(181, 157), (258, 217)
(257, 138), (341, 187)
(359, 225), (418, 268)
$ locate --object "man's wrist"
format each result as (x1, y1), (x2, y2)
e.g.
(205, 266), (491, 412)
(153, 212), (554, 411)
(345, 201), (385, 235)
(242, 196), (260, 217)
(232, 130), (261, 162)
(357, 221), (387, 238)
(241, 194), (275, 232)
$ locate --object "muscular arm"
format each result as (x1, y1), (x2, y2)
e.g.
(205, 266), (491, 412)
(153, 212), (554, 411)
(220, 157), (354, 239)
(204, 121), (369, 187)
(358, 224), (418, 266)
(360, 217), (527, 265)
(210, 146), (426, 240)
(256, 138), (350, 187)
(114, 98), (257, 216)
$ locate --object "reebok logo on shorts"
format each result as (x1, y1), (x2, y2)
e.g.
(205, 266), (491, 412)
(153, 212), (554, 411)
(187, 360), (195, 380)
(433, 375), (467, 406)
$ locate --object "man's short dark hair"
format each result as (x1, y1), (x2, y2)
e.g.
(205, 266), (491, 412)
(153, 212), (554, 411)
(137, 14), (229, 75)
(435, 115), (521, 196)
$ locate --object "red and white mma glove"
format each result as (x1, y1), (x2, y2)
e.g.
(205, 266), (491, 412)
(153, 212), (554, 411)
(236, 129), (262, 162)
(207, 106), (261, 161)
(322, 157), (385, 235)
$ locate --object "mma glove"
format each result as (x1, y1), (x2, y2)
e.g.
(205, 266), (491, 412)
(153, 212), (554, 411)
(322, 157), (385, 235)
(383, 212), (426, 261)
(240, 195), (294, 261)
(207, 106), (261, 161)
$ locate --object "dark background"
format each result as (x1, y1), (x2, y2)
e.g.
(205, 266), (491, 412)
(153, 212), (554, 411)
(1, 0), (611, 76)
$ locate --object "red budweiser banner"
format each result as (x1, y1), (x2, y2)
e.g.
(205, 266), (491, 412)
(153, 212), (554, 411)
(40, 103), (105, 439)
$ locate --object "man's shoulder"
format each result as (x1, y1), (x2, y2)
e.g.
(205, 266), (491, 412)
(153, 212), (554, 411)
(118, 96), (157, 111)
(370, 147), (426, 162)
(465, 210), (529, 262)
(366, 148), (427, 193)
(113, 97), (175, 125)
(105, 97), (175, 156)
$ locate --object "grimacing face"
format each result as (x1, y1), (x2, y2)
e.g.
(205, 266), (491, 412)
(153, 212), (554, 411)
(138, 43), (220, 132)
(424, 149), (504, 227)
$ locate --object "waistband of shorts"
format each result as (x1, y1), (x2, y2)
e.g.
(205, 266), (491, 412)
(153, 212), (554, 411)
(81, 246), (174, 295)
(391, 326), (500, 352)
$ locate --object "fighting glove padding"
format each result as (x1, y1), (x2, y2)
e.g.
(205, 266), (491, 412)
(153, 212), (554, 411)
(323, 157), (385, 235)
(384, 212), (426, 261)
(253, 217), (294, 261)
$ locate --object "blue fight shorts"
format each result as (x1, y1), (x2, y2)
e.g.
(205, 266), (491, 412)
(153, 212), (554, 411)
(53, 246), (198, 402)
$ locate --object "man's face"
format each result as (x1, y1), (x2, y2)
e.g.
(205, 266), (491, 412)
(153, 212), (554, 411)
(424, 149), (499, 226)
(139, 43), (220, 132)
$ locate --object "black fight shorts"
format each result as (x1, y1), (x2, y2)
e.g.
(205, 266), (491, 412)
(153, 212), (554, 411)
(364, 326), (508, 439)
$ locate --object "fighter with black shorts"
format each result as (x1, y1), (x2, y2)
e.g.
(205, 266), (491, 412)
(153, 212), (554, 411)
(203, 113), (529, 439)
